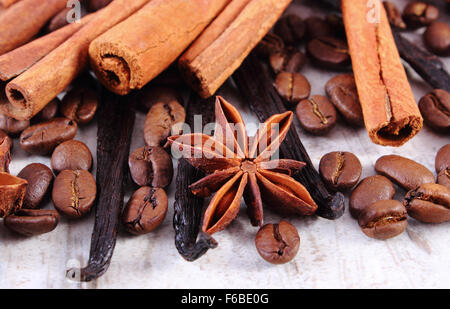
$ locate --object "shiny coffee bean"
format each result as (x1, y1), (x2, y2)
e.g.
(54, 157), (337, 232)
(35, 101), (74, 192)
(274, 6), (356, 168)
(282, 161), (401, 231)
(418, 89), (450, 133)
(122, 186), (168, 235)
(0, 130), (12, 173)
(129, 146), (173, 188)
(274, 72), (310, 106)
(32, 98), (59, 124)
(319, 151), (362, 191)
(358, 200), (407, 240)
(255, 221), (300, 264)
(269, 48), (306, 74)
(375, 155), (435, 191)
(52, 170), (97, 218)
(402, 2), (439, 29)
(60, 84), (98, 125)
(350, 175), (396, 219)
(274, 14), (305, 45)
(255, 32), (285, 58)
(4, 209), (59, 236)
(296, 95), (337, 135)
(20, 118), (77, 155)
(51, 140), (93, 174)
(325, 74), (364, 126)
(138, 85), (183, 113)
(438, 169), (450, 189)
(17, 163), (54, 209)
(307, 37), (350, 69)
(0, 112), (30, 136)
(144, 100), (186, 147)
(305, 16), (333, 40)
(383, 1), (406, 30)
(424, 22), (450, 57)
(436, 144), (450, 173)
(404, 183), (450, 223)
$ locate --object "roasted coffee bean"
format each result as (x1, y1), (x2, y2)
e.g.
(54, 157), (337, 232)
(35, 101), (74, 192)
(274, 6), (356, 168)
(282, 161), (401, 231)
(424, 22), (450, 57)
(0, 130), (12, 173)
(325, 74), (364, 126)
(274, 14), (305, 45)
(60, 84), (98, 125)
(20, 118), (77, 155)
(383, 1), (406, 30)
(358, 200), (407, 240)
(0, 112), (29, 136)
(296, 95), (337, 135)
(402, 2), (439, 29)
(438, 168), (450, 189)
(274, 72), (310, 106)
(319, 151), (362, 191)
(418, 89), (450, 133)
(350, 175), (396, 219)
(52, 170), (97, 218)
(0, 172), (27, 218)
(32, 98), (59, 124)
(122, 186), (168, 235)
(436, 144), (450, 173)
(307, 37), (350, 69)
(375, 155), (435, 191)
(144, 100), (186, 147)
(305, 16), (333, 40)
(4, 209), (59, 236)
(51, 140), (93, 174)
(325, 14), (346, 39)
(255, 221), (300, 264)
(128, 146), (173, 188)
(255, 32), (285, 58)
(17, 163), (54, 209)
(404, 183), (450, 223)
(269, 48), (306, 74)
(138, 85), (183, 113)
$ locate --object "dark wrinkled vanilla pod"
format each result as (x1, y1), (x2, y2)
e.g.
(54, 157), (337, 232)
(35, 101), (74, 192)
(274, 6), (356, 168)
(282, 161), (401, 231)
(173, 94), (218, 261)
(67, 89), (135, 282)
(233, 54), (345, 219)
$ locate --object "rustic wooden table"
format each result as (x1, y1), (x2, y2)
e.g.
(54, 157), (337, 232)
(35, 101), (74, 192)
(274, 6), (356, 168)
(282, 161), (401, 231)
(0, 0), (448, 288)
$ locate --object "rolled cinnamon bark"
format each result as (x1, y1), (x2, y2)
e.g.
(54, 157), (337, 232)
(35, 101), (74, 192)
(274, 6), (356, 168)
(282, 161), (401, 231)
(0, 0), (21, 8)
(179, 0), (292, 98)
(342, 0), (423, 146)
(89, 0), (230, 95)
(0, 0), (68, 55)
(2, 0), (152, 120)
(0, 13), (94, 82)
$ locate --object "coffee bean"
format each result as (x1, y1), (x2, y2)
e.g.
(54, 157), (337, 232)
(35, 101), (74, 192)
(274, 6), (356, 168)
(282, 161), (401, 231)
(296, 95), (337, 135)
(0, 130), (12, 173)
(269, 48), (306, 74)
(274, 72), (310, 106)
(436, 144), (450, 173)
(0, 172), (27, 218)
(52, 170), (97, 218)
(418, 89), (450, 133)
(122, 186), (168, 235)
(274, 14), (305, 45)
(51, 140), (93, 174)
(438, 168), (450, 189)
(138, 85), (183, 113)
(358, 200), (407, 240)
(383, 1), (406, 30)
(402, 2), (439, 29)
(375, 155), (435, 191)
(325, 74), (364, 126)
(129, 146), (173, 188)
(60, 83), (98, 125)
(20, 118), (77, 155)
(305, 16), (333, 40)
(4, 209), (59, 236)
(424, 22), (450, 57)
(32, 98), (59, 124)
(144, 100), (186, 147)
(255, 32), (285, 58)
(404, 183), (450, 223)
(255, 221), (300, 264)
(319, 151), (362, 191)
(307, 37), (350, 69)
(17, 163), (54, 209)
(350, 175), (396, 219)
(0, 112), (29, 136)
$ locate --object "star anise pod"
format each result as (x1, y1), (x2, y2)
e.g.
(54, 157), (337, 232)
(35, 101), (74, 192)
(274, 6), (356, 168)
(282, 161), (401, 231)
(167, 97), (318, 235)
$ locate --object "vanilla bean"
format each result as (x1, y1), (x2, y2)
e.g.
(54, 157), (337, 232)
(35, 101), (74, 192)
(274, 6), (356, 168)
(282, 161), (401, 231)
(173, 93), (218, 261)
(233, 54), (345, 219)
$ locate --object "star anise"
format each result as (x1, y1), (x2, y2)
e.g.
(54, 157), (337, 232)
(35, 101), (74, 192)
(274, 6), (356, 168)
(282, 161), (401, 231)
(167, 97), (318, 235)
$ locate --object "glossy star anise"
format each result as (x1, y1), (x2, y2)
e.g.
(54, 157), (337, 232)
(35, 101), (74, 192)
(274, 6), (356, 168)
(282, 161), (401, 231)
(167, 97), (318, 235)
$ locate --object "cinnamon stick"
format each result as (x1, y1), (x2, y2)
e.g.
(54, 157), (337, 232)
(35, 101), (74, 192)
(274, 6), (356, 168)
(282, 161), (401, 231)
(179, 0), (292, 99)
(1, 0), (152, 120)
(342, 0), (422, 147)
(89, 0), (230, 95)
(0, 0), (22, 8)
(0, 0), (68, 55)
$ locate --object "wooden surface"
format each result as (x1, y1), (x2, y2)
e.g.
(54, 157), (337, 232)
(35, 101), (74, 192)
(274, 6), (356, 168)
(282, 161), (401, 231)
(0, 0), (449, 288)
